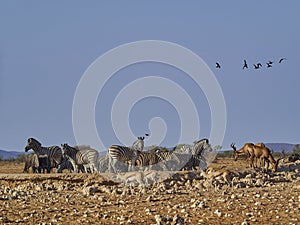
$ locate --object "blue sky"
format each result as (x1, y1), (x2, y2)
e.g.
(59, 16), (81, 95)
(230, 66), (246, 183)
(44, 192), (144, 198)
(0, 1), (299, 152)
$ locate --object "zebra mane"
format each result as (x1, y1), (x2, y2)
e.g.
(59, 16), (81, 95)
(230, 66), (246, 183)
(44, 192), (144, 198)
(178, 145), (193, 154)
(192, 138), (211, 155)
(28, 138), (41, 146)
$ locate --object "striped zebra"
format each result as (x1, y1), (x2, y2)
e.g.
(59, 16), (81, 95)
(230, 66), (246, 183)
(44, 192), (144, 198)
(192, 138), (210, 156)
(108, 136), (145, 172)
(61, 143), (99, 173)
(24, 138), (62, 173)
(98, 154), (109, 173)
(179, 138), (213, 171)
(108, 145), (140, 172)
(23, 153), (39, 173)
(135, 152), (159, 168)
(182, 155), (207, 171)
(155, 150), (181, 171)
(37, 155), (51, 173)
(131, 136), (144, 151)
(57, 155), (75, 173)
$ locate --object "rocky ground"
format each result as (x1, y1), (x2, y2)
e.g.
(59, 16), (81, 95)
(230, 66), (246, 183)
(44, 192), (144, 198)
(0, 158), (300, 225)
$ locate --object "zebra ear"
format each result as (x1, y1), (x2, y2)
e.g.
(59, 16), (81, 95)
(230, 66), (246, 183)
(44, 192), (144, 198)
(27, 138), (32, 143)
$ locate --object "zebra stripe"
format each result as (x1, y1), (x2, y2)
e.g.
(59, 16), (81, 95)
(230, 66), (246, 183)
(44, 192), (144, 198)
(23, 153), (39, 173)
(135, 152), (159, 167)
(156, 151), (173, 161)
(182, 155), (207, 171)
(108, 145), (139, 163)
(108, 141), (143, 172)
(61, 143), (99, 173)
(192, 138), (210, 156)
(181, 138), (212, 171)
(57, 156), (75, 173)
(37, 155), (51, 173)
(131, 136), (144, 151)
(24, 138), (62, 171)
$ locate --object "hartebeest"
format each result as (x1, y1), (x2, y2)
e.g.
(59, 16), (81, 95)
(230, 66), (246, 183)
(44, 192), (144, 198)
(231, 142), (281, 172)
(251, 145), (281, 172)
(231, 143), (254, 167)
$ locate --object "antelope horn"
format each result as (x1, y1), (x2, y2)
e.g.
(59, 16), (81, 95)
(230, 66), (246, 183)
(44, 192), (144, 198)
(230, 143), (237, 151)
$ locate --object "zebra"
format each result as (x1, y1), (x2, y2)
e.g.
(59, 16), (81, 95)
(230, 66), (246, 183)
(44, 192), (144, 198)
(156, 150), (184, 171)
(181, 155), (206, 171)
(131, 136), (144, 151)
(37, 155), (51, 173)
(108, 145), (140, 172)
(134, 151), (159, 169)
(61, 143), (99, 173)
(23, 153), (39, 173)
(166, 139), (213, 171)
(108, 136), (145, 172)
(24, 138), (63, 173)
(192, 138), (210, 156)
(98, 154), (109, 173)
(23, 153), (51, 173)
(57, 155), (75, 173)
(182, 138), (214, 171)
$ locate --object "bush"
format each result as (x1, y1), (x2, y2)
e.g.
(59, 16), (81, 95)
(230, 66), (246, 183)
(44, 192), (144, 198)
(15, 154), (27, 163)
(217, 151), (234, 158)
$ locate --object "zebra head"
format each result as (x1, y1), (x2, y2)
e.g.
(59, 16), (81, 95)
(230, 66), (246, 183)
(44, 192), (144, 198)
(25, 138), (41, 152)
(192, 138), (210, 155)
(61, 143), (75, 156)
(131, 136), (145, 151)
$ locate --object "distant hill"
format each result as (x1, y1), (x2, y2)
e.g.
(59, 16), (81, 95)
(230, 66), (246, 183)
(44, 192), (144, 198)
(265, 143), (297, 153)
(0, 150), (26, 160)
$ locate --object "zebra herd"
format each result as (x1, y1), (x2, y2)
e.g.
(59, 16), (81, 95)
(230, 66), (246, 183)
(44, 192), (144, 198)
(23, 137), (216, 174)
(24, 138), (99, 174)
(108, 137), (215, 173)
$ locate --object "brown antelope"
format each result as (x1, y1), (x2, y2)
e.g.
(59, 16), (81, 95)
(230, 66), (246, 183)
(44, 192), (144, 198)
(231, 143), (281, 172)
(201, 167), (235, 187)
(253, 143), (266, 167)
(251, 145), (281, 172)
(231, 143), (254, 167)
(231, 142), (280, 172)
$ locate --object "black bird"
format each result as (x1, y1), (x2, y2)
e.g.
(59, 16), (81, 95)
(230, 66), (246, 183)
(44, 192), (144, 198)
(216, 62), (221, 69)
(145, 133), (149, 137)
(266, 62), (272, 68)
(243, 60), (248, 69)
(254, 63), (262, 69)
(279, 58), (286, 63)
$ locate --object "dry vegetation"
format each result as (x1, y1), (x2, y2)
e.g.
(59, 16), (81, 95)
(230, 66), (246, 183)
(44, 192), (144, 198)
(1, 157), (300, 225)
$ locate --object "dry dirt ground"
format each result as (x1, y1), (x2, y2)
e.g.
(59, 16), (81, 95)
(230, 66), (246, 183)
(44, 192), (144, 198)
(1, 158), (300, 225)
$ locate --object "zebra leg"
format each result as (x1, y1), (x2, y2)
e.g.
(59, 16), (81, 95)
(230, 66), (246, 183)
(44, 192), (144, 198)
(78, 165), (85, 173)
(92, 163), (98, 173)
(88, 163), (95, 173)
(108, 156), (115, 173)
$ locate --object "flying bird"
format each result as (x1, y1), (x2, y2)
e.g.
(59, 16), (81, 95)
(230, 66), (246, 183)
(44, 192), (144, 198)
(279, 58), (286, 63)
(266, 62), (272, 68)
(267, 60), (274, 65)
(216, 62), (221, 69)
(254, 63), (262, 69)
(145, 133), (150, 137)
(243, 60), (248, 69)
